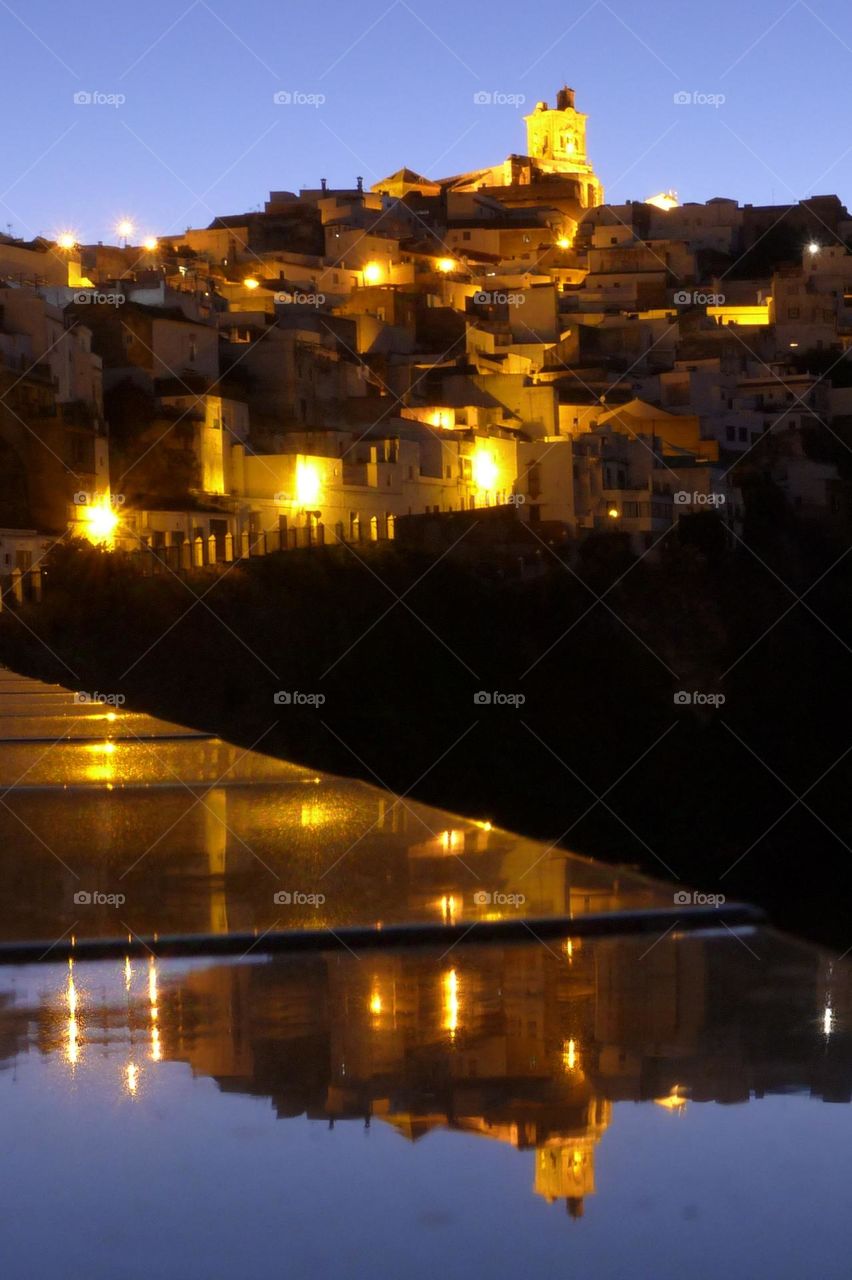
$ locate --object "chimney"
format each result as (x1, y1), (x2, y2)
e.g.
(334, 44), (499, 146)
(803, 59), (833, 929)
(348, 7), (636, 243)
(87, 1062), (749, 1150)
(556, 86), (576, 111)
(357, 176), (364, 193)
(321, 178), (327, 191)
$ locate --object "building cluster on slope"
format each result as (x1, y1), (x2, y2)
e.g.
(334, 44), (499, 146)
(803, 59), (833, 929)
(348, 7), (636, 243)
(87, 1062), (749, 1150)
(1, 84), (851, 571)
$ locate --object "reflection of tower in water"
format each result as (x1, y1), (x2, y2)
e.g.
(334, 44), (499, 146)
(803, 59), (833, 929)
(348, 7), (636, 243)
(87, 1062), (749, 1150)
(534, 1099), (611, 1217)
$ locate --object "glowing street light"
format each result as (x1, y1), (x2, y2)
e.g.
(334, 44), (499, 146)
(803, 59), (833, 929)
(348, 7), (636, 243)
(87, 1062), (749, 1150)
(295, 460), (321, 506)
(363, 261), (383, 285)
(83, 499), (119, 545)
(243, 277), (260, 290)
(436, 257), (456, 274)
(557, 236), (571, 250)
(143, 236), (158, 252)
(608, 507), (620, 519)
(56, 232), (78, 251)
(807, 242), (821, 255)
(472, 450), (498, 492)
(116, 219), (135, 246)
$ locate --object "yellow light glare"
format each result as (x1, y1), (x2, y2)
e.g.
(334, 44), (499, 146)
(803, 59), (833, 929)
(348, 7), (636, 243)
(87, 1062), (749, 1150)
(363, 261), (383, 285)
(57, 232), (78, 251)
(243, 277), (260, 290)
(295, 461), (321, 506)
(557, 237), (570, 250)
(125, 1062), (140, 1095)
(562, 1038), (579, 1071)
(369, 992), (383, 1016)
(436, 257), (456, 274)
(440, 894), (459, 925)
(143, 237), (158, 252)
(608, 507), (620, 519)
(83, 501), (119, 543)
(443, 968), (459, 1037)
(116, 220), (135, 241)
(655, 1090), (687, 1111)
(472, 451), (499, 492)
(646, 190), (680, 212)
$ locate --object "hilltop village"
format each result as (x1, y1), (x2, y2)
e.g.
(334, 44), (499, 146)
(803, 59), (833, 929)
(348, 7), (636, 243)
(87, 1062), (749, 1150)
(2, 85), (851, 571)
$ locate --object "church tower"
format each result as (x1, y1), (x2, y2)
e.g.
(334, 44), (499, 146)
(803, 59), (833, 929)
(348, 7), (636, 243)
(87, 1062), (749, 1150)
(524, 87), (603, 208)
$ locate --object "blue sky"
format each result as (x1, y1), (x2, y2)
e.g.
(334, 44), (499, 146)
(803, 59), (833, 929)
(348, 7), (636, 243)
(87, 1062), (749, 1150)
(2, 0), (851, 244)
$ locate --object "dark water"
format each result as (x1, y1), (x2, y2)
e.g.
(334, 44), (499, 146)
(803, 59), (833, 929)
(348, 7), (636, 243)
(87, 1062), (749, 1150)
(1, 929), (851, 1279)
(1, 668), (851, 1278)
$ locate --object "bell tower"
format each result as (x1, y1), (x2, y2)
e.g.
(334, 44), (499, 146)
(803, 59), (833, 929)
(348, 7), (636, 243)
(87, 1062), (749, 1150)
(524, 87), (603, 207)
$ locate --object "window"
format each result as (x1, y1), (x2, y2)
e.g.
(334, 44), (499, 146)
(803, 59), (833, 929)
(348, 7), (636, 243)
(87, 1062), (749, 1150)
(463, 231), (471, 242)
(726, 426), (735, 441)
(788, 307), (800, 320)
(738, 427), (748, 442)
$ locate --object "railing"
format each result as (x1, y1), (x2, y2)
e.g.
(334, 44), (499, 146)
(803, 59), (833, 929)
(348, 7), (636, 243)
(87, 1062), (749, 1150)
(121, 519), (393, 577)
(0, 567), (43, 610)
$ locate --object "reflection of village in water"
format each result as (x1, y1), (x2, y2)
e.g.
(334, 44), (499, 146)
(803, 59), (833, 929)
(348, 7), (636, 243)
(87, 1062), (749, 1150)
(1, 720), (677, 941)
(2, 672), (851, 1219)
(2, 931), (849, 1218)
(0, 669), (684, 943)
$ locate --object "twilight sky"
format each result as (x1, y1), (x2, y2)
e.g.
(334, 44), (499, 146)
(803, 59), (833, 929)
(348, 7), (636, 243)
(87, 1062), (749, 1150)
(2, 0), (851, 245)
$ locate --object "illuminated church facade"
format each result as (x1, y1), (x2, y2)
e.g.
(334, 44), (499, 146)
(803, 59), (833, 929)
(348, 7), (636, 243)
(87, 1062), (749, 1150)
(374, 86), (604, 218)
